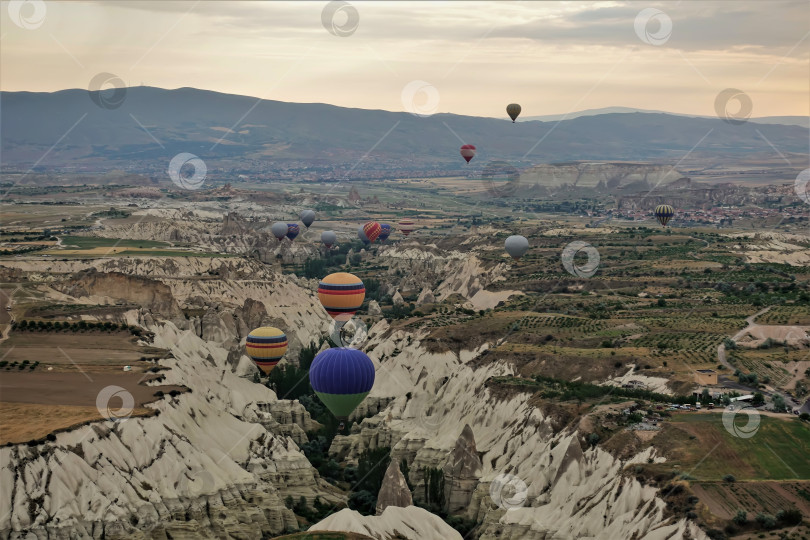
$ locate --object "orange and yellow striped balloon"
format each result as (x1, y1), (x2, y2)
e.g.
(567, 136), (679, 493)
(318, 272), (365, 323)
(246, 327), (288, 375)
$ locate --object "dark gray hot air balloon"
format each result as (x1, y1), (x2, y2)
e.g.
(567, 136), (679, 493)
(271, 222), (288, 241)
(300, 209), (316, 228)
(505, 235), (529, 260)
(322, 230), (337, 249)
(506, 103), (522, 123)
(357, 226), (370, 245)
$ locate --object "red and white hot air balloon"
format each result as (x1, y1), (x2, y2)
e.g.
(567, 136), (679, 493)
(460, 144), (476, 164)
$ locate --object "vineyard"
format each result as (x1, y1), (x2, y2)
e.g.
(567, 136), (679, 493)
(757, 304), (810, 325)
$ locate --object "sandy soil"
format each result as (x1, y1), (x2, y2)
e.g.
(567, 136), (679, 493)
(0, 401), (153, 445)
(0, 371), (183, 407)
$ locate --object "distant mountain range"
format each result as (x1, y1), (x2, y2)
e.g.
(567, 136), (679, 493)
(1, 87), (807, 171)
(521, 106), (809, 128)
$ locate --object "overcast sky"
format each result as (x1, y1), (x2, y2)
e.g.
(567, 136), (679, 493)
(1, 1), (808, 117)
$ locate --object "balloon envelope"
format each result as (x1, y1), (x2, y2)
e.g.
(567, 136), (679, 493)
(506, 103), (522, 123)
(246, 327), (287, 375)
(318, 272), (365, 323)
(398, 219), (415, 236)
(654, 205), (674, 226)
(271, 222), (288, 241)
(363, 221), (382, 243)
(309, 347), (375, 420)
(460, 144), (476, 163)
(379, 223), (392, 242)
(322, 230), (337, 248)
(505, 235), (529, 260)
(300, 210), (316, 228)
(357, 226), (370, 244)
(286, 223), (300, 241)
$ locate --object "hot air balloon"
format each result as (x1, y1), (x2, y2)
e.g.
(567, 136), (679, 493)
(363, 221), (382, 243)
(460, 144), (476, 164)
(271, 222), (288, 241)
(399, 219), (415, 237)
(357, 226), (370, 245)
(245, 327), (288, 375)
(379, 223), (392, 242)
(300, 209), (316, 228)
(309, 347), (375, 422)
(318, 272), (365, 323)
(654, 205), (674, 227)
(286, 223), (300, 241)
(322, 230), (337, 249)
(506, 103), (522, 123)
(505, 235), (529, 260)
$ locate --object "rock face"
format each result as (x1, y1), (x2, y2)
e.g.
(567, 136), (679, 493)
(309, 506), (462, 540)
(520, 162), (683, 190)
(443, 424), (482, 513)
(416, 287), (435, 305)
(375, 460), (413, 515)
(52, 268), (183, 318)
(392, 291), (404, 305)
(368, 300), (382, 317)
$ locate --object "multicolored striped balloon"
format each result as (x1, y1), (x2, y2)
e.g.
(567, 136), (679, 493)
(309, 347), (375, 420)
(363, 221), (382, 243)
(398, 219), (415, 236)
(318, 272), (365, 323)
(654, 205), (674, 227)
(379, 223), (392, 242)
(286, 223), (300, 241)
(245, 327), (288, 375)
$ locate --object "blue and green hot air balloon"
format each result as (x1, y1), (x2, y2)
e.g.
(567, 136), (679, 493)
(309, 347), (375, 421)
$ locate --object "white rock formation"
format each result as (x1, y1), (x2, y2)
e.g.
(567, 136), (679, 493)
(309, 506), (462, 540)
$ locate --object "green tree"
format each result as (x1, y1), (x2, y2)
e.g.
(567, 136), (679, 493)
(732, 509), (747, 525)
(752, 393), (765, 407)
